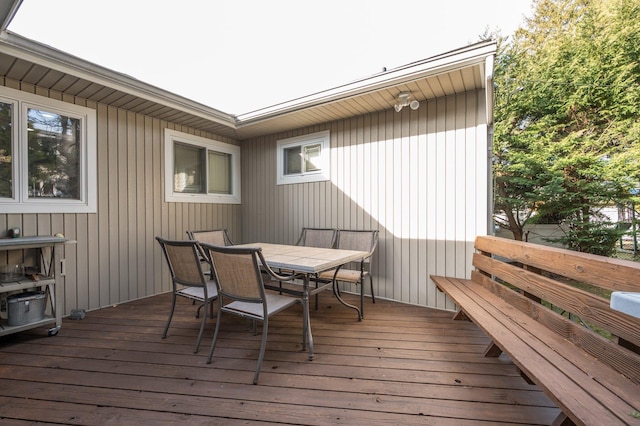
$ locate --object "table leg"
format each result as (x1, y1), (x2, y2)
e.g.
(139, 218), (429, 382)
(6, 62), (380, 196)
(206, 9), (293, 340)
(302, 274), (314, 360)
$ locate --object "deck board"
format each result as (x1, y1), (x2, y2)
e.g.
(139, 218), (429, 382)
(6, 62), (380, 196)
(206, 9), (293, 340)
(0, 292), (560, 425)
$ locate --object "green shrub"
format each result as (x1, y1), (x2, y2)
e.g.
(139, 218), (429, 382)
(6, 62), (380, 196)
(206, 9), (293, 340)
(550, 220), (623, 257)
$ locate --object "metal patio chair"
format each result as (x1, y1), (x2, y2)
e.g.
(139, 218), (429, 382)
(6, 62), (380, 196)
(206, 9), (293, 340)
(186, 229), (235, 247)
(295, 227), (337, 249)
(283, 227), (338, 308)
(187, 229), (234, 280)
(316, 229), (379, 319)
(201, 243), (304, 385)
(156, 237), (218, 354)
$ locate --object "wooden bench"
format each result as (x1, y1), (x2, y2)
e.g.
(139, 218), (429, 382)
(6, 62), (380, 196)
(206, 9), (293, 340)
(431, 235), (640, 426)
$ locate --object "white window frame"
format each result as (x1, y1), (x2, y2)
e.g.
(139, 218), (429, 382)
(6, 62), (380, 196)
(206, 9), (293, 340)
(277, 130), (330, 185)
(0, 86), (97, 214)
(164, 128), (241, 204)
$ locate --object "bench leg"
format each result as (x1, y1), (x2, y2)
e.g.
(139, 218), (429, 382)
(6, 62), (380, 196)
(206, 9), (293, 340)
(452, 310), (470, 321)
(516, 367), (536, 385)
(551, 412), (575, 426)
(483, 341), (503, 357)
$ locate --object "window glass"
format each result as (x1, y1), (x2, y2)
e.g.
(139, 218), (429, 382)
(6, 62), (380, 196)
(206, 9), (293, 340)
(174, 143), (204, 193)
(208, 150), (231, 194)
(27, 108), (81, 199)
(284, 146), (302, 175)
(0, 101), (12, 198)
(303, 143), (321, 172)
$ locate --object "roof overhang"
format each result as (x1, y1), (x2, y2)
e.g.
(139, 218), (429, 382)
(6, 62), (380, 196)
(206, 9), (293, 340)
(0, 0), (21, 32)
(0, 29), (238, 137)
(235, 41), (497, 139)
(0, 0), (496, 141)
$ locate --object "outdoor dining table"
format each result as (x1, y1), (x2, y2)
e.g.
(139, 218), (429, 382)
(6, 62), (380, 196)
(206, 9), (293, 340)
(233, 242), (369, 360)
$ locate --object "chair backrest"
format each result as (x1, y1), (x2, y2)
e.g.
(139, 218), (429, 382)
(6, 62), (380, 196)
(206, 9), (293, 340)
(187, 229), (234, 246)
(201, 244), (266, 302)
(296, 227), (337, 248)
(336, 230), (379, 264)
(156, 237), (207, 288)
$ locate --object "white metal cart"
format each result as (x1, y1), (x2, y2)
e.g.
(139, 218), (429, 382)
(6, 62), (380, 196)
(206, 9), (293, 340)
(0, 236), (66, 337)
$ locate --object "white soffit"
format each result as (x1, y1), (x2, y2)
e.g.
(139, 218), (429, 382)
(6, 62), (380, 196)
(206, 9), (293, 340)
(235, 41), (496, 139)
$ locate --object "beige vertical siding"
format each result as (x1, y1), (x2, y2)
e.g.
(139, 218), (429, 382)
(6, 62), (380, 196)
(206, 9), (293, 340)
(0, 78), (488, 313)
(0, 79), (242, 315)
(242, 91), (488, 310)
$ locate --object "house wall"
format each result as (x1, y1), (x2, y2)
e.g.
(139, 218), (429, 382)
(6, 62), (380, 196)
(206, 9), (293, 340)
(0, 79), (242, 315)
(242, 90), (489, 310)
(0, 78), (489, 314)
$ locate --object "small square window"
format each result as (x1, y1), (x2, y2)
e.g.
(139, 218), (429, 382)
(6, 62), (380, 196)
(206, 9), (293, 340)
(165, 129), (240, 204)
(277, 130), (330, 185)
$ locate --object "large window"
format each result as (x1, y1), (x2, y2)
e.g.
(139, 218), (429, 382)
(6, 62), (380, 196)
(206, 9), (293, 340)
(277, 130), (330, 185)
(164, 129), (240, 204)
(0, 86), (97, 213)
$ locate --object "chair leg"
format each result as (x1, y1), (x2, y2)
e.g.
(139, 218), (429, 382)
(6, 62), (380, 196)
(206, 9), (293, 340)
(332, 279), (362, 321)
(194, 303), (208, 354)
(206, 307), (224, 364)
(197, 299), (216, 319)
(162, 293), (177, 339)
(253, 318), (268, 385)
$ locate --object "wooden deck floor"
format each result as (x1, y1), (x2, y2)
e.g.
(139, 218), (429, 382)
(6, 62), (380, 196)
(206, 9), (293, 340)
(0, 291), (560, 425)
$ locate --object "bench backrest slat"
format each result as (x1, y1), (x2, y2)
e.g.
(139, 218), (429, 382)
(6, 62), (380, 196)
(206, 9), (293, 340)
(472, 253), (640, 346)
(475, 235), (640, 292)
(473, 235), (640, 385)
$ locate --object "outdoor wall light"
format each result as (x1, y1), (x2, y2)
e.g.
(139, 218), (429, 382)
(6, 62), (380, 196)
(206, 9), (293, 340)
(394, 92), (420, 112)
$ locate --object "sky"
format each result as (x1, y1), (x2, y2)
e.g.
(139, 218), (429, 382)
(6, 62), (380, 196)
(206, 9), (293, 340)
(8, 0), (533, 115)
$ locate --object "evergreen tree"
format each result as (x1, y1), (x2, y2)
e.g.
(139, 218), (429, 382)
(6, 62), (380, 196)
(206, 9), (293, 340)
(493, 0), (640, 255)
